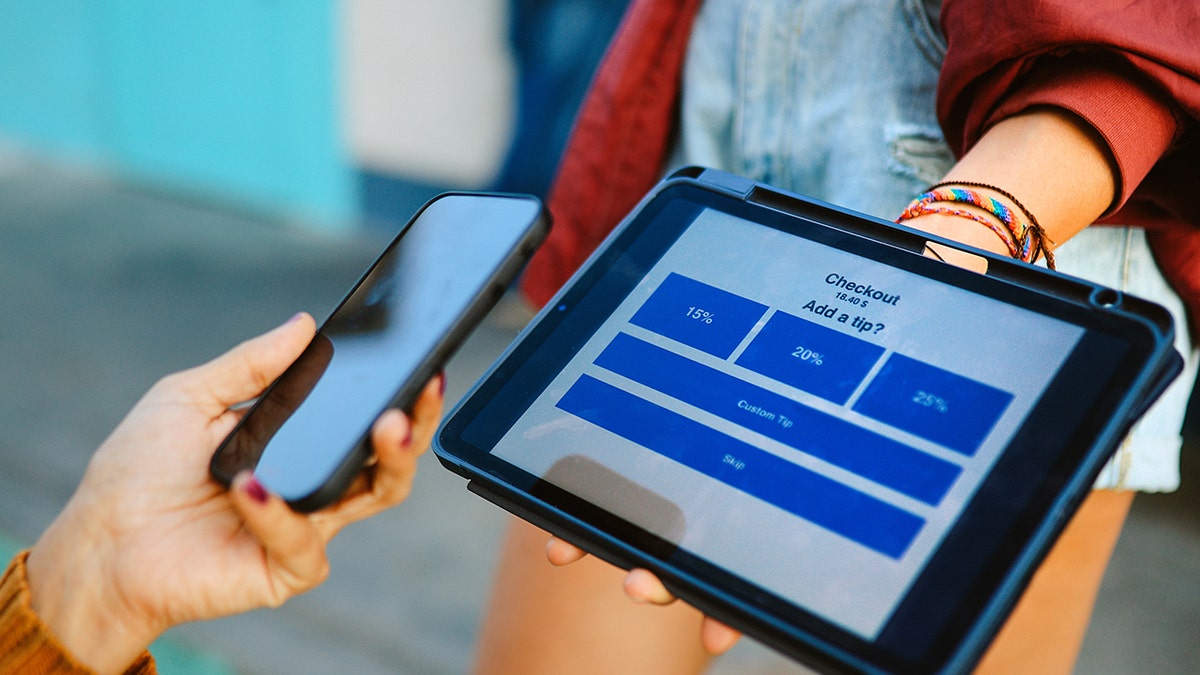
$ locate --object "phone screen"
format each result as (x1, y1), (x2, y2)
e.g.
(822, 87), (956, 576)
(211, 193), (544, 509)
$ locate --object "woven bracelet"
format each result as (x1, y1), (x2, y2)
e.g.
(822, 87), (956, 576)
(897, 202), (1020, 258)
(927, 181), (1055, 268)
(897, 186), (1054, 268)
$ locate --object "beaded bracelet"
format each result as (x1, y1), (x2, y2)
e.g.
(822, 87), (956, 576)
(897, 185), (1055, 268)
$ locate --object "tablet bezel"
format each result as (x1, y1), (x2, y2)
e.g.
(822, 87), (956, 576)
(436, 171), (1176, 673)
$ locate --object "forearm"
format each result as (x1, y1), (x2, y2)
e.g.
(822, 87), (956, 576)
(905, 107), (1117, 258)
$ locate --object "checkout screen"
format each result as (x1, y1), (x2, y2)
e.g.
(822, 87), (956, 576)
(491, 208), (1084, 638)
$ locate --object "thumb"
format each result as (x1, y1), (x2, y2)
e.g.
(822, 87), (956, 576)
(191, 313), (317, 409)
(701, 617), (742, 655)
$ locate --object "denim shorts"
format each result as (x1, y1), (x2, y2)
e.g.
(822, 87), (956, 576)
(669, 0), (1196, 491)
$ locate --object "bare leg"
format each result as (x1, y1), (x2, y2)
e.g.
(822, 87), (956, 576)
(476, 490), (1130, 674)
(975, 489), (1133, 674)
(474, 518), (712, 675)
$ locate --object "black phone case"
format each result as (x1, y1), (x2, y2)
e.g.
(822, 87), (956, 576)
(210, 191), (550, 513)
(434, 168), (1181, 673)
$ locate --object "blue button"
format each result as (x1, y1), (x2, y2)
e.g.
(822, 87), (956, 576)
(629, 273), (768, 359)
(595, 333), (961, 505)
(557, 374), (926, 559)
(736, 311), (885, 404)
(853, 354), (1013, 456)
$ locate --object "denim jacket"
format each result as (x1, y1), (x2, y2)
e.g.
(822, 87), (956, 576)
(671, 0), (1194, 492)
(672, 0), (953, 219)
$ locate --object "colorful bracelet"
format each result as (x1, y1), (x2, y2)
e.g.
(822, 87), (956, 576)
(927, 181), (1055, 268)
(898, 202), (1020, 258)
(897, 185), (1055, 268)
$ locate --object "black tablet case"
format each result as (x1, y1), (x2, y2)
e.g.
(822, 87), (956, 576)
(436, 168), (1182, 674)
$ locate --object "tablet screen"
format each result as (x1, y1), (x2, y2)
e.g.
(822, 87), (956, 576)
(440, 177), (1169, 671)
(484, 203), (1083, 639)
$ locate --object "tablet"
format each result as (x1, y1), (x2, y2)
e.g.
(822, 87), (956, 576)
(434, 168), (1181, 674)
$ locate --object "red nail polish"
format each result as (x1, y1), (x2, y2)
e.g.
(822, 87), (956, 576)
(243, 476), (269, 504)
(438, 371), (447, 396)
(402, 424), (414, 448)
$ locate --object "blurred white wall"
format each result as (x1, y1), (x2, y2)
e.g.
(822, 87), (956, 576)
(343, 0), (516, 187)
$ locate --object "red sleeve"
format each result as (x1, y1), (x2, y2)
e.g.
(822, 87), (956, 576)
(520, 0), (702, 307)
(938, 0), (1200, 326)
(982, 54), (1175, 213)
(937, 0), (1200, 217)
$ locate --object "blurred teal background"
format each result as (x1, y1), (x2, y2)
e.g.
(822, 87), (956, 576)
(0, 2), (352, 225)
(0, 1), (627, 231)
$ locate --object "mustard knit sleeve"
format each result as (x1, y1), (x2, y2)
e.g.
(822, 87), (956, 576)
(1, 551), (156, 675)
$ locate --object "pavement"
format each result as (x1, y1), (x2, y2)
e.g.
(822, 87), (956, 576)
(1, 158), (1197, 674)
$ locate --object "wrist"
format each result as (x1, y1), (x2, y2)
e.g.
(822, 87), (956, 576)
(938, 108), (1116, 246)
(897, 182), (1056, 269)
(26, 504), (160, 675)
(906, 213), (1008, 273)
(902, 209), (1014, 256)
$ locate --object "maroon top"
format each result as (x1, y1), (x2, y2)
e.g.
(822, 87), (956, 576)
(522, 0), (1200, 332)
(939, 0), (1200, 328)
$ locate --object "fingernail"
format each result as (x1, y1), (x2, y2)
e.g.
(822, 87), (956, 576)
(402, 423), (414, 448)
(243, 475), (269, 504)
(285, 312), (305, 325)
(438, 371), (447, 397)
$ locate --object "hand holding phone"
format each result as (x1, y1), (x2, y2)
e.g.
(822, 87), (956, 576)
(210, 192), (548, 511)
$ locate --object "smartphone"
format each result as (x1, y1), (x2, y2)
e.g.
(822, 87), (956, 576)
(210, 192), (548, 512)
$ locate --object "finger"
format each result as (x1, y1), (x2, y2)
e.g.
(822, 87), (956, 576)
(317, 374), (444, 528)
(357, 408), (421, 508)
(374, 373), (443, 476)
(371, 408), (416, 474)
(190, 313), (318, 409)
(545, 537), (588, 566)
(924, 241), (989, 273)
(406, 373), (446, 455)
(370, 374), (443, 499)
(701, 617), (743, 655)
(230, 471), (330, 602)
(623, 567), (742, 653)
(623, 568), (677, 605)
